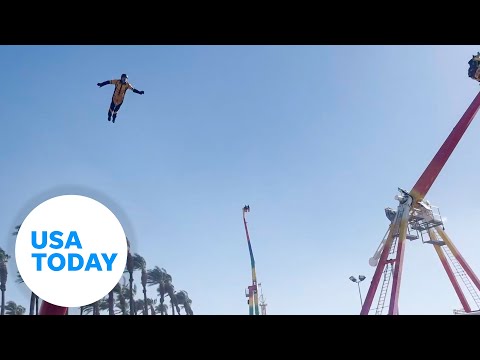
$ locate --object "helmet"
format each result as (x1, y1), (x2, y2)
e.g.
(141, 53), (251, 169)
(121, 73), (128, 83)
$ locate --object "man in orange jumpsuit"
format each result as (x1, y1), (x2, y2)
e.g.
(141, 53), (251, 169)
(97, 74), (144, 123)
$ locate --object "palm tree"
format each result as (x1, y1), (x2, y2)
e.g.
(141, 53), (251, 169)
(5, 300), (26, 315)
(16, 271), (38, 315)
(97, 297), (110, 314)
(12, 223), (38, 314)
(135, 299), (146, 315)
(115, 282), (128, 315)
(81, 298), (108, 315)
(83, 301), (100, 315)
(125, 237), (135, 315)
(93, 301), (100, 315)
(170, 295), (177, 315)
(175, 290), (194, 315)
(115, 278), (136, 315)
(107, 288), (115, 315)
(107, 283), (121, 315)
(0, 247), (10, 315)
(133, 253), (148, 315)
(147, 266), (169, 315)
(81, 303), (95, 315)
(155, 302), (168, 315)
(147, 298), (159, 315)
(147, 266), (180, 315)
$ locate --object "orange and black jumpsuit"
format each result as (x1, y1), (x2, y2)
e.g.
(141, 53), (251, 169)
(98, 79), (143, 119)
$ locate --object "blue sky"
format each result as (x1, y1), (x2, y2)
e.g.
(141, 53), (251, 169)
(1, 45), (480, 315)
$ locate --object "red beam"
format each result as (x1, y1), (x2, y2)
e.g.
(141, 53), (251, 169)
(434, 243), (471, 313)
(39, 301), (68, 315)
(411, 91), (480, 201)
(361, 226), (395, 315)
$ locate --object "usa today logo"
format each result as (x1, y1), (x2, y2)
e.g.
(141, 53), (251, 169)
(15, 195), (128, 308)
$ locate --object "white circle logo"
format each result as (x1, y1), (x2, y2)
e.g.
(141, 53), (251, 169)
(15, 195), (128, 308)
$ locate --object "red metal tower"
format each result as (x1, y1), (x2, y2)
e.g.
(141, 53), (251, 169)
(361, 91), (480, 315)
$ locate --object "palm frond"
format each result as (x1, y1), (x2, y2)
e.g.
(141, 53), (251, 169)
(5, 300), (26, 315)
(0, 247), (11, 261)
(147, 266), (171, 285)
(133, 253), (146, 271)
(15, 271), (24, 284)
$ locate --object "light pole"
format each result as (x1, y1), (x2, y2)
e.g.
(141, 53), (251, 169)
(349, 275), (366, 307)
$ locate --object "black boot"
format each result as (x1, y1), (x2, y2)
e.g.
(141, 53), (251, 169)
(108, 112), (111, 121)
(112, 114), (117, 123)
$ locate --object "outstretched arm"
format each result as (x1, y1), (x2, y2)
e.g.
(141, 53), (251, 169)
(97, 80), (118, 87)
(129, 83), (144, 95)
